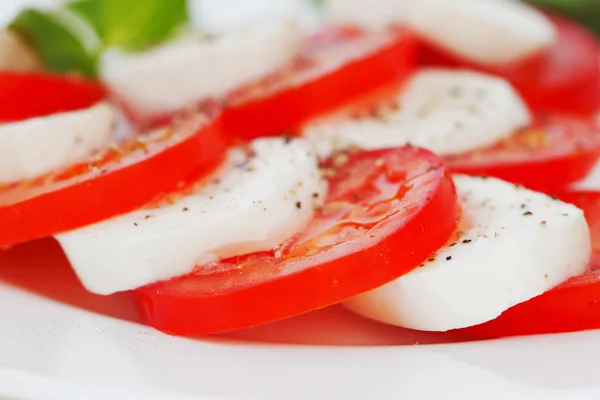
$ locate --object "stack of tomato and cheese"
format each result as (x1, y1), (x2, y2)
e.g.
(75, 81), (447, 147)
(1, 0), (600, 339)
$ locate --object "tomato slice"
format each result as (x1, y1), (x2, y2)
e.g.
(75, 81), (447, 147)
(133, 147), (459, 335)
(419, 14), (600, 113)
(223, 27), (417, 139)
(445, 113), (600, 191)
(457, 191), (600, 339)
(0, 103), (226, 247)
(0, 72), (107, 123)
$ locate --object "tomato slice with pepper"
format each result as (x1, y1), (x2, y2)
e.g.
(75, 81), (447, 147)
(457, 191), (600, 339)
(133, 146), (459, 335)
(223, 27), (417, 140)
(0, 103), (226, 247)
(445, 113), (600, 192)
(0, 72), (107, 123)
(419, 14), (600, 113)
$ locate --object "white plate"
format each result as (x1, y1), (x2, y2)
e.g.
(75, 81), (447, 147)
(0, 162), (600, 400)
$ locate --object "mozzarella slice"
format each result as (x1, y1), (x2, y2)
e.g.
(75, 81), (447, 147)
(56, 138), (326, 295)
(304, 69), (531, 158)
(344, 175), (590, 331)
(407, 0), (556, 66)
(189, 0), (322, 35)
(326, 0), (411, 29)
(326, 0), (556, 66)
(0, 102), (115, 183)
(100, 19), (302, 121)
(0, 29), (42, 72)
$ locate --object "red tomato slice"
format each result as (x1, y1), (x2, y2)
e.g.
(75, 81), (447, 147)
(419, 14), (600, 113)
(457, 191), (600, 339)
(223, 27), (417, 139)
(133, 147), (459, 335)
(445, 113), (600, 191)
(0, 72), (107, 123)
(0, 103), (226, 247)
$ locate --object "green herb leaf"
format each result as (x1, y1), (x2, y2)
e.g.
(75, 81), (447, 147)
(10, 8), (100, 77)
(67, 0), (189, 51)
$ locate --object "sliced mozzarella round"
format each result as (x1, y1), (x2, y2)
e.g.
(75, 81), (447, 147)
(56, 138), (327, 295)
(407, 0), (556, 66)
(0, 29), (42, 72)
(303, 69), (531, 159)
(189, 0), (322, 35)
(0, 102), (115, 183)
(326, 0), (556, 66)
(344, 175), (591, 331)
(100, 19), (302, 121)
(326, 0), (411, 29)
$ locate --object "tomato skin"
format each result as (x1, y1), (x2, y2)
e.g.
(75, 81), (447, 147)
(0, 72), (107, 123)
(0, 104), (226, 246)
(513, 15), (600, 114)
(457, 191), (600, 339)
(133, 147), (459, 336)
(419, 14), (600, 113)
(445, 113), (600, 192)
(223, 28), (417, 140)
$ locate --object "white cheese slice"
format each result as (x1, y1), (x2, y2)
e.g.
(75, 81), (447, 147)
(344, 175), (590, 331)
(326, 0), (412, 29)
(100, 19), (302, 121)
(188, 0), (322, 35)
(326, 0), (556, 66)
(304, 69), (530, 158)
(56, 138), (327, 295)
(0, 102), (115, 183)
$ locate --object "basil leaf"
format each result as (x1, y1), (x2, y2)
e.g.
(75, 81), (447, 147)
(67, 0), (189, 51)
(10, 8), (100, 77)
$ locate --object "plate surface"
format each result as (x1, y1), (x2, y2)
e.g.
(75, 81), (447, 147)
(0, 163), (599, 400)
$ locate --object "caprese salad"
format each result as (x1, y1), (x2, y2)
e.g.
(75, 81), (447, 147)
(1, 0), (600, 340)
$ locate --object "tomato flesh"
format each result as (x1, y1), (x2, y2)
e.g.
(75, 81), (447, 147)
(0, 103), (226, 246)
(0, 72), (107, 123)
(419, 14), (600, 113)
(133, 147), (459, 335)
(223, 27), (417, 139)
(445, 113), (600, 191)
(457, 191), (600, 339)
